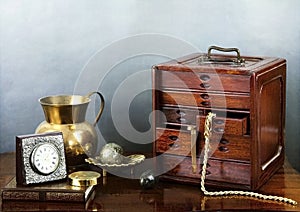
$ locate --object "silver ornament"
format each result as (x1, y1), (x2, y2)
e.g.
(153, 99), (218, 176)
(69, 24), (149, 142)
(97, 143), (124, 164)
(140, 170), (156, 189)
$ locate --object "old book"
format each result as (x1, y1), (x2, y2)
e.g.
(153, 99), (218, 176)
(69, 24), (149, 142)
(1, 196), (95, 211)
(1, 177), (95, 202)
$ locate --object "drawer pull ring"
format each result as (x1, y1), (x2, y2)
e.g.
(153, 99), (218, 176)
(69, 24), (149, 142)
(214, 127), (224, 133)
(168, 135), (178, 141)
(200, 74), (210, 81)
(200, 83), (211, 89)
(201, 101), (211, 107)
(199, 170), (211, 175)
(200, 94), (210, 100)
(176, 110), (186, 116)
(220, 138), (229, 145)
(176, 117), (187, 124)
(214, 119), (224, 125)
(200, 163), (210, 168)
(168, 143), (179, 148)
(200, 112), (297, 205)
(218, 146), (229, 152)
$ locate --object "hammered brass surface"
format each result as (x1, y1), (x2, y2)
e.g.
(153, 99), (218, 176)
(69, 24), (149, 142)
(35, 92), (105, 167)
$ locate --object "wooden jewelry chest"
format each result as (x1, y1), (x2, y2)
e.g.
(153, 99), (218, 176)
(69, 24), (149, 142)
(152, 46), (286, 190)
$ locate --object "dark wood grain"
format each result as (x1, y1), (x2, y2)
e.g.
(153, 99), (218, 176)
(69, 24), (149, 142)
(153, 53), (286, 190)
(155, 128), (251, 162)
(1, 152), (300, 211)
(158, 70), (251, 92)
(159, 154), (251, 187)
(155, 128), (192, 157)
(160, 90), (250, 110)
(197, 114), (248, 136)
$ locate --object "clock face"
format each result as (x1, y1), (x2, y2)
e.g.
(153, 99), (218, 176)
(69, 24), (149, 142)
(30, 143), (60, 175)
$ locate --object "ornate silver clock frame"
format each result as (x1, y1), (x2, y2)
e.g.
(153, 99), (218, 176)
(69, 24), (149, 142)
(16, 132), (67, 185)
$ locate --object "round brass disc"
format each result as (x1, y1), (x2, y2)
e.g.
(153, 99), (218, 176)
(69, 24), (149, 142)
(68, 171), (101, 187)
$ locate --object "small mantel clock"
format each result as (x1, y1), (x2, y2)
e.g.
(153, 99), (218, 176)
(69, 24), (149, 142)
(16, 132), (67, 185)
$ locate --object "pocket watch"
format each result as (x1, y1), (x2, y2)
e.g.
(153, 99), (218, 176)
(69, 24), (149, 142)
(16, 132), (67, 185)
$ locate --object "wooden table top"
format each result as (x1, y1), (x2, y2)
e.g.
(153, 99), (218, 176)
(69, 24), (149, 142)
(1, 152), (300, 211)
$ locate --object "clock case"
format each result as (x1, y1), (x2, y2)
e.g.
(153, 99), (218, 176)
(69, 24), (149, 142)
(16, 132), (67, 185)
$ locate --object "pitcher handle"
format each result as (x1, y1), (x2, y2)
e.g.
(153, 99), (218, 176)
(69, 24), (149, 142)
(87, 91), (105, 127)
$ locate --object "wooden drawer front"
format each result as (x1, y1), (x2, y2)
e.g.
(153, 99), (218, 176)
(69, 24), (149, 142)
(161, 155), (250, 185)
(159, 71), (250, 93)
(197, 114), (248, 136)
(156, 128), (192, 157)
(156, 129), (250, 161)
(202, 135), (251, 162)
(161, 107), (202, 125)
(160, 91), (250, 110)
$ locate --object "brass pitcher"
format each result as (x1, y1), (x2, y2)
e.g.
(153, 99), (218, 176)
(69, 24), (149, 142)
(35, 92), (105, 167)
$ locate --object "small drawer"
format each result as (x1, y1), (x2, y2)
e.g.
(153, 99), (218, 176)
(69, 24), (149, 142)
(161, 107), (202, 125)
(155, 128), (192, 157)
(159, 70), (250, 93)
(197, 114), (248, 136)
(160, 91), (250, 110)
(161, 154), (250, 185)
(200, 135), (251, 162)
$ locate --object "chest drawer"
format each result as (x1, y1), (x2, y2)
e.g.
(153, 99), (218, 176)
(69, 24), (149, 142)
(161, 154), (250, 186)
(197, 114), (249, 136)
(161, 107), (249, 136)
(160, 91), (250, 109)
(156, 128), (250, 161)
(203, 135), (251, 162)
(159, 71), (250, 93)
(161, 107), (201, 125)
(156, 128), (192, 157)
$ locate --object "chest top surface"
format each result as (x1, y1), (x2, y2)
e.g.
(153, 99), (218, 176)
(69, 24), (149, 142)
(154, 53), (285, 75)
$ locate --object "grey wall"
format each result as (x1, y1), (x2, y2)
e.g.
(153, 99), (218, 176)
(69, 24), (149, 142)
(1, 0), (300, 170)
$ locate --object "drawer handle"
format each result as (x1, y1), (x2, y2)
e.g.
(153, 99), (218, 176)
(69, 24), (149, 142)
(176, 110), (186, 116)
(200, 83), (211, 89)
(199, 74), (210, 81)
(168, 143), (179, 148)
(200, 163), (211, 168)
(176, 117), (188, 124)
(168, 135), (178, 141)
(206, 170), (211, 175)
(201, 101), (211, 107)
(199, 169), (211, 175)
(220, 138), (229, 145)
(200, 163), (211, 175)
(218, 146), (229, 152)
(214, 119), (225, 125)
(214, 127), (224, 133)
(200, 94), (210, 100)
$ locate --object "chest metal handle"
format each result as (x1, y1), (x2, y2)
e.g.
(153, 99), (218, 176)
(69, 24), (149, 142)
(199, 45), (245, 65)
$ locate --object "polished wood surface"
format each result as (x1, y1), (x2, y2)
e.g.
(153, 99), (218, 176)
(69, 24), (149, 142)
(152, 53), (286, 190)
(1, 152), (300, 211)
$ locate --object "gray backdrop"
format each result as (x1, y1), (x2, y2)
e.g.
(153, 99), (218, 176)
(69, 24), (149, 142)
(1, 0), (299, 171)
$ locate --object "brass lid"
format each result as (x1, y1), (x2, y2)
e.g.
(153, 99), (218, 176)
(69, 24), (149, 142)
(68, 171), (101, 187)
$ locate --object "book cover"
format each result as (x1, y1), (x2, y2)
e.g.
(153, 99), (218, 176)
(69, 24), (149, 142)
(1, 177), (95, 202)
